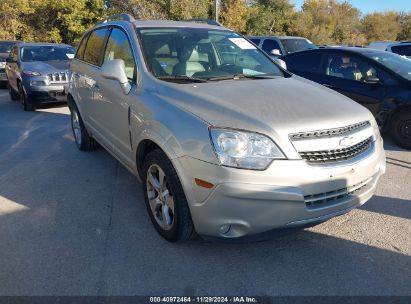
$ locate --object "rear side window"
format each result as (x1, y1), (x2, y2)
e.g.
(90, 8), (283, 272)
(250, 38), (260, 46)
(262, 39), (282, 54)
(391, 45), (411, 57)
(103, 28), (135, 80)
(83, 28), (109, 66)
(285, 53), (323, 74)
(75, 33), (90, 60)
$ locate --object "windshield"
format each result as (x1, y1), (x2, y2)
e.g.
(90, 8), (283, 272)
(20, 46), (75, 62)
(137, 28), (283, 82)
(0, 42), (16, 53)
(280, 38), (318, 54)
(363, 51), (411, 81)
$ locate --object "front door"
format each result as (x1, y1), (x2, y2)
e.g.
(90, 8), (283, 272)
(92, 27), (137, 167)
(322, 53), (386, 117)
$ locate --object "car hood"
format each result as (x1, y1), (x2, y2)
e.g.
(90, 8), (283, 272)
(0, 53), (9, 62)
(155, 75), (374, 142)
(21, 60), (70, 73)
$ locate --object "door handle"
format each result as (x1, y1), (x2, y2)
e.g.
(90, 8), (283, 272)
(322, 83), (333, 88)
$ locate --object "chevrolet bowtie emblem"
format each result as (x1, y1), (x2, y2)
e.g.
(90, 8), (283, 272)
(339, 136), (354, 147)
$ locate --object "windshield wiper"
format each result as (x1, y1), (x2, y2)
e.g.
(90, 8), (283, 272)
(207, 74), (278, 81)
(157, 75), (208, 83)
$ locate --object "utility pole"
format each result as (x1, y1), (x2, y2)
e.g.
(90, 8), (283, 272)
(215, 0), (220, 22)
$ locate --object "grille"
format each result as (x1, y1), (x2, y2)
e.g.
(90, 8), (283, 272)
(47, 72), (68, 83)
(305, 176), (373, 209)
(299, 137), (373, 163)
(290, 121), (370, 140)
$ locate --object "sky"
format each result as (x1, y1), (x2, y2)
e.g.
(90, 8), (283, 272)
(292, 0), (410, 14)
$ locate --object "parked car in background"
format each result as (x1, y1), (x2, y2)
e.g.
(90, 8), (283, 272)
(68, 14), (385, 242)
(281, 48), (411, 149)
(5, 42), (75, 111)
(386, 42), (411, 59)
(368, 41), (394, 51)
(248, 36), (318, 57)
(0, 40), (21, 88)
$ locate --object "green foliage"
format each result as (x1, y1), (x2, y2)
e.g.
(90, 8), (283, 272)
(0, 0), (410, 46)
(247, 0), (295, 35)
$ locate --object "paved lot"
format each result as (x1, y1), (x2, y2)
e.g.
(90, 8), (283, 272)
(0, 89), (410, 296)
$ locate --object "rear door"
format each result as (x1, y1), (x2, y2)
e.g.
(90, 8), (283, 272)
(282, 51), (325, 83)
(320, 52), (386, 117)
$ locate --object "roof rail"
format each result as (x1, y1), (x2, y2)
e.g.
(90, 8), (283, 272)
(98, 13), (136, 24)
(182, 18), (222, 26)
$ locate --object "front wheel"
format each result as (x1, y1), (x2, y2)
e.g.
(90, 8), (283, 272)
(69, 102), (98, 151)
(19, 83), (35, 111)
(390, 108), (411, 150)
(142, 149), (195, 242)
(8, 83), (20, 101)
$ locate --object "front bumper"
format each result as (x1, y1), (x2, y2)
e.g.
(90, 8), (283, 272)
(173, 137), (386, 239)
(22, 76), (68, 102)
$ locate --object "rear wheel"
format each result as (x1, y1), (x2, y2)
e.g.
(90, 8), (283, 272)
(390, 108), (411, 150)
(9, 83), (20, 101)
(69, 102), (98, 151)
(19, 83), (35, 111)
(142, 149), (195, 242)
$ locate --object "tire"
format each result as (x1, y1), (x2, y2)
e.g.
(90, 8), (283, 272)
(389, 108), (411, 150)
(9, 83), (20, 101)
(142, 149), (195, 242)
(69, 102), (98, 151)
(19, 83), (35, 111)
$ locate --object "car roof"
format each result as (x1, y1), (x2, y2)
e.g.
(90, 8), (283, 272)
(283, 47), (388, 56)
(96, 19), (228, 31)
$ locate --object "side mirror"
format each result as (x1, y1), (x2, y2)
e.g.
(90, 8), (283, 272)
(363, 76), (380, 85)
(270, 49), (281, 56)
(275, 58), (287, 70)
(101, 59), (132, 95)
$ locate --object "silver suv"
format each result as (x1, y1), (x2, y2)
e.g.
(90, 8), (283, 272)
(68, 14), (386, 242)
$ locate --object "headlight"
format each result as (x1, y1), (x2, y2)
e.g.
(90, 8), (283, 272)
(22, 70), (41, 76)
(0, 62), (5, 68)
(210, 128), (286, 170)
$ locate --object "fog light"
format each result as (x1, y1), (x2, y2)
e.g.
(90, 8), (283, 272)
(30, 80), (47, 86)
(219, 224), (231, 235)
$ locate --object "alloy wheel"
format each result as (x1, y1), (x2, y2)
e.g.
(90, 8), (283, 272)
(146, 164), (175, 230)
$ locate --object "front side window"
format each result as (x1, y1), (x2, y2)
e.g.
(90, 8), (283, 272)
(83, 28), (108, 66)
(363, 51), (411, 81)
(325, 53), (378, 82)
(103, 28), (135, 80)
(262, 39), (281, 54)
(20, 46), (75, 62)
(137, 28), (284, 82)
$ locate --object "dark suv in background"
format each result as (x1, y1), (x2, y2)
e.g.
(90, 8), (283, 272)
(281, 47), (411, 149)
(248, 36), (318, 58)
(5, 42), (75, 111)
(0, 40), (20, 88)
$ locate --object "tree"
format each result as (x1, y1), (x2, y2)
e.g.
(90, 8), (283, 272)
(220, 0), (248, 33)
(362, 12), (402, 42)
(397, 12), (411, 41)
(290, 0), (365, 45)
(247, 0), (295, 35)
